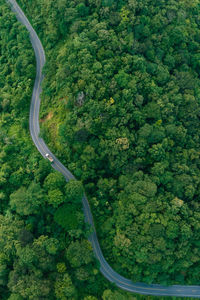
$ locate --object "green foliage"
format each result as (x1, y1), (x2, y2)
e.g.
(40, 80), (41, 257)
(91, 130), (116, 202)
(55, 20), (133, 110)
(10, 182), (44, 216)
(102, 289), (132, 300)
(44, 237), (60, 255)
(8, 270), (51, 299)
(76, 3), (89, 17)
(8, 294), (23, 300)
(115, 70), (130, 88)
(54, 273), (77, 300)
(54, 203), (81, 230)
(57, 262), (67, 273)
(0, 214), (23, 255)
(48, 188), (64, 207)
(84, 296), (98, 300)
(65, 179), (84, 204)
(18, 229), (34, 247)
(66, 240), (93, 268)
(44, 171), (66, 191)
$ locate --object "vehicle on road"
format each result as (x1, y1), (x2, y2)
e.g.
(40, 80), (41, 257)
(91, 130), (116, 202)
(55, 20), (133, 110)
(45, 153), (54, 162)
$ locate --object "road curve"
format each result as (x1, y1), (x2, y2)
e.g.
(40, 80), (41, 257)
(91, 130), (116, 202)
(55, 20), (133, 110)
(6, 0), (200, 298)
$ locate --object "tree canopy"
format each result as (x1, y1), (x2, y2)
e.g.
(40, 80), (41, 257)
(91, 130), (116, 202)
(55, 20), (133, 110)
(23, 0), (200, 286)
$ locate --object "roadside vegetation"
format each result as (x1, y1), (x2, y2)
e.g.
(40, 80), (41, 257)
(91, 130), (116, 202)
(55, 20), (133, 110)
(2, 0), (200, 299)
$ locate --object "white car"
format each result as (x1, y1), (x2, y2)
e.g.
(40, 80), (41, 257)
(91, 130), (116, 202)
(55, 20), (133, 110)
(45, 153), (54, 163)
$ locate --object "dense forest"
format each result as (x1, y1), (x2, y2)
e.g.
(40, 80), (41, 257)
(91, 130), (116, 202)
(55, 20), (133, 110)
(0, 1), (124, 299)
(2, 0), (200, 299)
(16, 0), (200, 287)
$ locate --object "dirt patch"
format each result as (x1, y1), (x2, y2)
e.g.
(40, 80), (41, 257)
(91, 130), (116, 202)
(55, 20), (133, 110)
(40, 112), (53, 123)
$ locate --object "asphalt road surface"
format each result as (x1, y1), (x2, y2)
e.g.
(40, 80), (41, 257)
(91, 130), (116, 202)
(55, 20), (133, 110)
(6, 0), (200, 297)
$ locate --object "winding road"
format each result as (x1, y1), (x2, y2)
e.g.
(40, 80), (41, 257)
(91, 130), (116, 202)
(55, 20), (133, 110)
(6, 0), (200, 298)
